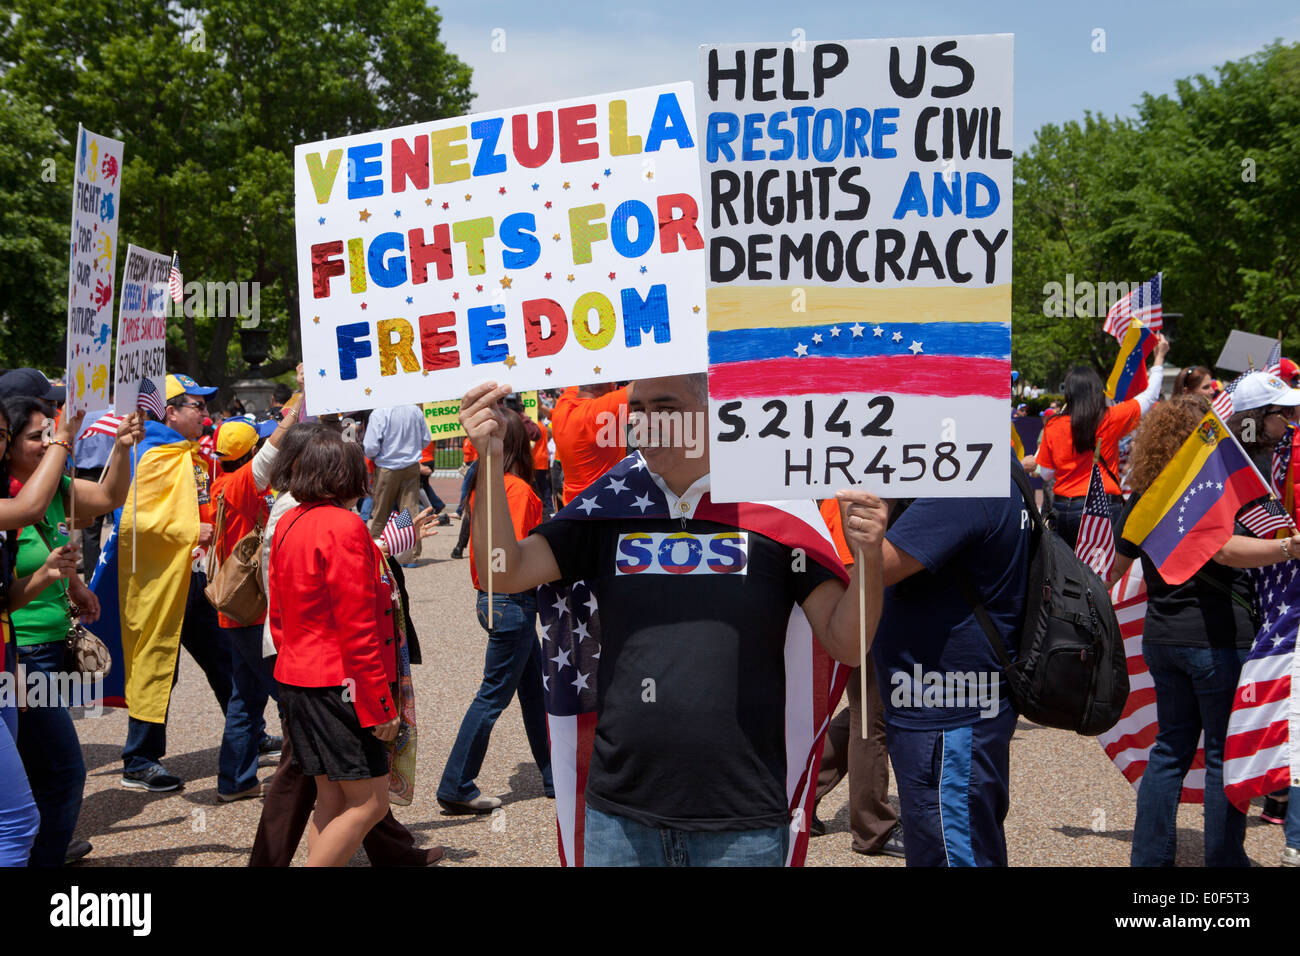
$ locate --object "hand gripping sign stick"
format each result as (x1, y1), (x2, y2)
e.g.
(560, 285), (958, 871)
(485, 442), (493, 629)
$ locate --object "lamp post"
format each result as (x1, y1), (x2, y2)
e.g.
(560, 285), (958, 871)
(231, 327), (274, 414)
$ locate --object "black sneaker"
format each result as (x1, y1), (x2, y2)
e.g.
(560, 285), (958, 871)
(64, 839), (93, 865)
(436, 514), (451, 526)
(121, 765), (182, 792)
(258, 735), (283, 759)
(450, 547), (464, 559)
(809, 814), (827, 837)
(855, 823), (905, 858)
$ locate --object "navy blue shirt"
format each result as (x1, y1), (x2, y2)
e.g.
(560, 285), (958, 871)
(872, 475), (1031, 729)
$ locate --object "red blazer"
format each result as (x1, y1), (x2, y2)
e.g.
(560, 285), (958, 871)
(269, 502), (397, 728)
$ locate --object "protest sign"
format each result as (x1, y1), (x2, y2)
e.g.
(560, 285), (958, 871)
(1215, 330), (1279, 374)
(66, 124), (125, 416)
(422, 389), (538, 440)
(295, 85), (707, 414)
(697, 36), (1013, 501)
(113, 245), (171, 417)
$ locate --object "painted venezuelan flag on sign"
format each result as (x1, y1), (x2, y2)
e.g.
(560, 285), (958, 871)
(1121, 412), (1270, 585)
(1105, 319), (1156, 402)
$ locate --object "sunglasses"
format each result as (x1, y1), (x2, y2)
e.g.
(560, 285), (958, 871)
(176, 401), (207, 412)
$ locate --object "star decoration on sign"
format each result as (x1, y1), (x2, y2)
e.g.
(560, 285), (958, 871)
(318, 369), (326, 377)
(553, 233), (562, 241)
(531, 182), (539, 191)
(593, 366), (601, 374)
(794, 343), (809, 357)
(645, 171), (654, 180)
(563, 181), (571, 190)
(544, 201), (552, 209)
(909, 340), (924, 355)
(452, 292), (460, 300)
(358, 209), (371, 222)
(425, 198), (432, 206)
(360, 302), (368, 310)
(544, 367), (552, 375)
(500, 276), (512, 289)
(830, 326), (841, 337)
(544, 272), (552, 280)
(640, 265), (647, 274)
(892, 331), (903, 343)
(442, 202), (449, 210)
(603, 168), (611, 177)
(567, 274), (575, 282)
(312, 315), (320, 324)
(406, 297), (413, 304)
(692, 305), (700, 313)
(812, 332), (823, 345)
(364, 387), (372, 395)
(609, 272), (616, 280)
(873, 325), (884, 337)
(592, 182), (600, 190)
(850, 323), (865, 337)
(464, 193), (472, 200)
(499, 186), (506, 195)
(394, 210), (402, 218)
(504, 355), (517, 368)
(317, 216), (325, 225)
(475, 284), (483, 292)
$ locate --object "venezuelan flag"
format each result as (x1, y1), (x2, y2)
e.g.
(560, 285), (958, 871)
(1011, 423), (1025, 460)
(90, 421), (201, 719)
(1121, 412), (1271, 585)
(1105, 319), (1156, 401)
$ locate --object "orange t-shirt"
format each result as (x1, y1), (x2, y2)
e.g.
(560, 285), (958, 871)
(818, 499), (854, 567)
(468, 473), (542, 591)
(552, 385), (629, 504)
(1036, 400), (1140, 497)
(421, 440), (435, 464)
(211, 460), (271, 627)
(532, 421), (550, 473)
(463, 438), (478, 465)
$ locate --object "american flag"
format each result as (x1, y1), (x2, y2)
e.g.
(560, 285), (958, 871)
(1097, 563), (1207, 803)
(1272, 425), (1293, 498)
(168, 252), (183, 303)
(1075, 464), (1116, 578)
(540, 452), (849, 867)
(1237, 496), (1294, 539)
(1103, 273), (1163, 341)
(1265, 339), (1283, 377)
(136, 377), (166, 420)
(1225, 560), (1298, 811)
(1211, 371), (1248, 421)
(80, 412), (124, 440)
(380, 509), (416, 556)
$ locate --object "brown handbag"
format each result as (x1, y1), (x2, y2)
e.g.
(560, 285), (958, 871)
(203, 491), (267, 625)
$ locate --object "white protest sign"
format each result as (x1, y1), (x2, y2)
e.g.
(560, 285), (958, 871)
(294, 83), (707, 414)
(697, 36), (1013, 501)
(113, 244), (171, 417)
(66, 124), (125, 416)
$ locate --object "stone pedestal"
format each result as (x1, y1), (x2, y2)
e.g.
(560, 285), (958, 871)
(230, 378), (275, 416)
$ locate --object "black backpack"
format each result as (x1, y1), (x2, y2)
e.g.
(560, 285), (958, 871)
(957, 463), (1128, 736)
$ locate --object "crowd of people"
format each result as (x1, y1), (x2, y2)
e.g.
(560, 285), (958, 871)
(0, 340), (1297, 868)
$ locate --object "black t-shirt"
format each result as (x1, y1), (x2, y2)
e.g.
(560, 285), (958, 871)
(1115, 494), (1256, 648)
(532, 516), (836, 831)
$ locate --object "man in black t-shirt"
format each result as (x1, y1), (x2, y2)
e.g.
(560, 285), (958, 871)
(459, 374), (888, 866)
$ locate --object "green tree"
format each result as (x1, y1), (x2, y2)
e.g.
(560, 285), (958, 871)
(0, 0), (472, 398)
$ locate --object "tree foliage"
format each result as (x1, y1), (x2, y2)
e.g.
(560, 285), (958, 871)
(0, 0), (472, 394)
(1013, 41), (1300, 388)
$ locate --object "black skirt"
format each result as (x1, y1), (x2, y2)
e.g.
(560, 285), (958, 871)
(280, 684), (391, 781)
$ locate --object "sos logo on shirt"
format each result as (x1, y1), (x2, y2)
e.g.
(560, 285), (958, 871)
(615, 531), (748, 576)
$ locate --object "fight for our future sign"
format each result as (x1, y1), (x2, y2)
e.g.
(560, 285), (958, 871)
(294, 84), (707, 413)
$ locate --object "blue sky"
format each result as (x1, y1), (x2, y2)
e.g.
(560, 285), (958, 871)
(438, 0), (1300, 151)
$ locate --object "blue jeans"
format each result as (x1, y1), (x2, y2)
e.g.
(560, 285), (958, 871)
(456, 461), (478, 516)
(218, 625), (280, 795)
(1285, 787), (1300, 850)
(583, 804), (790, 866)
(1132, 642), (1250, 867)
(0, 717), (38, 866)
(359, 496), (374, 523)
(123, 572), (247, 773)
(437, 591), (552, 802)
(15, 640), (87, 867)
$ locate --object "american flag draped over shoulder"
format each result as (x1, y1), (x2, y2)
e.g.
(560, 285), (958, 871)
(1097, 563), (1207, 802)
(539, 452), (850, 867)
(1225, 560), (1299, 811)
(1103, 273), (1163, 341)
(1075, 464), (1116, 578)
(136, 377), (165, 420)
(380, 509), (416, 556)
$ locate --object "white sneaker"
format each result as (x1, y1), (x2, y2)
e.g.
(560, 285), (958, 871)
(1282, 846), (1300, 866)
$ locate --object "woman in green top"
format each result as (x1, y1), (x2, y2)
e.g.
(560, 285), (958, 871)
(3, 396), (141, 867)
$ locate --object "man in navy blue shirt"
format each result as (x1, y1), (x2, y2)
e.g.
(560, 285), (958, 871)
(873, 470), (1031, 866)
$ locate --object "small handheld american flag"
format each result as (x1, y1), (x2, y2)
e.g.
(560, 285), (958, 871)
(1272, 425), (1293, 498)
(1211, 371), (1247, 421)
(137, 377), (166, 420)
(1075, 463), (1116, 578)
(1103, 273), (1163, 341)
(381, 509), (417, 556)
(168, 252), (184, 304)
(1236, 496), (1294, 539)
(81, 412), (124, 440)
(1265, 338), (1282, 377)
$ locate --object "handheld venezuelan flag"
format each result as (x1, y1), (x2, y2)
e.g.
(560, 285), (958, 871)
(1121, 411), (1272, 585)
(1011, 423), (1025, 460)
(1104, 319), (1156, 401)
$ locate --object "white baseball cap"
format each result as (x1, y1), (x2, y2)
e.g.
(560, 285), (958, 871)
(1228, 371), (1300, 412)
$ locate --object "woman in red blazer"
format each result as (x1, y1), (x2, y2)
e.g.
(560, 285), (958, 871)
(268, 432), (399, 867)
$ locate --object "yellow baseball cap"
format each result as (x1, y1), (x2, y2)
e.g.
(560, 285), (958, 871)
(165, 373), (218, 401)
(215, 420), (259, 460)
